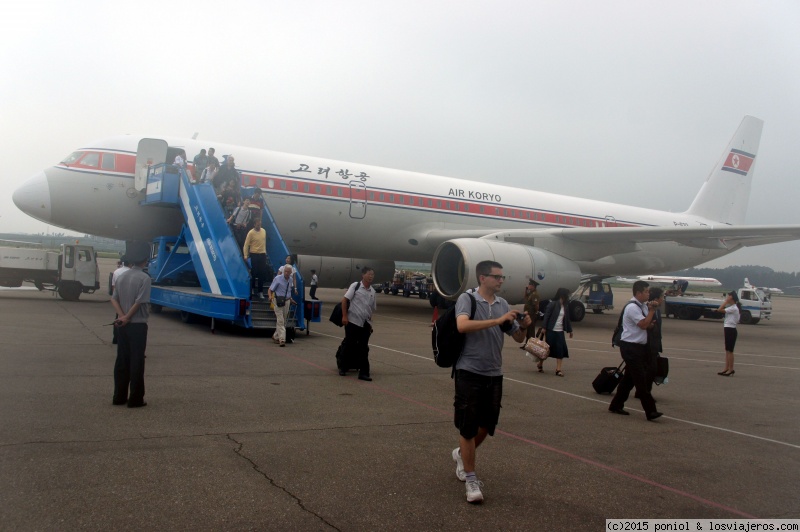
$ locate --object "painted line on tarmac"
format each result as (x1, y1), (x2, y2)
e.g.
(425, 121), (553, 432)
(311, 331), (800, 449)
(274, 334), (762, 518)
(502, 377), (800, 451)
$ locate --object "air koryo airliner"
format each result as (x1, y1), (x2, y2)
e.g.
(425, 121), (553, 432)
(12, 116), (800, 304)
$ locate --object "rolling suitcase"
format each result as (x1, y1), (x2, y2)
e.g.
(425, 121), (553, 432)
(335, 342), (362, 372)
(592, 362), (625, 394)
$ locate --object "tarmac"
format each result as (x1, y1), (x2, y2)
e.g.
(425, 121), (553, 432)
(1, 258), (799, 530)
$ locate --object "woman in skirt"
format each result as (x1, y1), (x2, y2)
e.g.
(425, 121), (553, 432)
(541, 287), (573, 376)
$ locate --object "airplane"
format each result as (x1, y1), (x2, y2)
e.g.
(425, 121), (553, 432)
(616, 275), (722, 288)
(12, 115), (800, 307)
(744, 277), (784, 296)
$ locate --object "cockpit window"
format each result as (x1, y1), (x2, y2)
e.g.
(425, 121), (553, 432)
(80, 153), (100, 168)
(101, 153), (115, 170)
(61, 152), (83, 165)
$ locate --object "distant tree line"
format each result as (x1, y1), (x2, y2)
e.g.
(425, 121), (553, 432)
(0, 233), (124, 254)
(667, 265), (799, 291)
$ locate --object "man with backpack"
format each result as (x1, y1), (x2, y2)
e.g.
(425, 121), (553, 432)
(450, 260), (531, 504)
(608, 280), (663, 421)
(340, 267), (377, 381)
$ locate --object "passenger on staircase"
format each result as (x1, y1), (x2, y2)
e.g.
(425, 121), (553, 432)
(216, 155), (242, 202)
(277, 255), (299, 297)
(242, 217), (269, 300)
(228, 198), (252, 251)
(192, 149), (208, 183)
(200, 159), (219, 184)
(249, 187), (265, 210)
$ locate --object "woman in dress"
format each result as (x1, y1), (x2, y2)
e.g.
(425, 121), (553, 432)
(541, 287), (573, 376)
(716, 291), (741, 376)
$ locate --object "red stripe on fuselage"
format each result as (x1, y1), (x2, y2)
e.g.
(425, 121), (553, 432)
(64, 151), (638, 230)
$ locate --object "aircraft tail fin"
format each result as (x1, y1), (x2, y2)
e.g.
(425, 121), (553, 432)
(684, 116), (763, 225)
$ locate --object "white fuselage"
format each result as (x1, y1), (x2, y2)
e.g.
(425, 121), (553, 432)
(14, 135), (732, 277)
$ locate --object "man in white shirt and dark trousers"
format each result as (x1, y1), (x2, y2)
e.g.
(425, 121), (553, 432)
(451, 260), (531, 504)
(608, 280), (663, 421)
(339, 267), (377, 381)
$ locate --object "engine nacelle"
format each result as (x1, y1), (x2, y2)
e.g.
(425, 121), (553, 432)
(295, 255), (395, 289)
(431, 239), (582, 303)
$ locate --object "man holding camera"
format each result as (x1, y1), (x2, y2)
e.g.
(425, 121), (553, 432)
(608, 280), (663, 421)
(451, 260), (531, 504)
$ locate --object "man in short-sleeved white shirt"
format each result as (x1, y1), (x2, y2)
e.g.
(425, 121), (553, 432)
(608, 280), (662, 421)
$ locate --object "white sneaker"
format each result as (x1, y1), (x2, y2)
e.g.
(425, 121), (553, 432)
(452, 448), (466, 482)
(465, 479), (484, 504)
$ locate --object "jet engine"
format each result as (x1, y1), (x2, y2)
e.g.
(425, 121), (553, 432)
(431, 239), (582, 304)
(295, 256), (395, 289)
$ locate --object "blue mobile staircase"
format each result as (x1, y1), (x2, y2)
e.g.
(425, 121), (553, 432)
(140, 164), (306, 331)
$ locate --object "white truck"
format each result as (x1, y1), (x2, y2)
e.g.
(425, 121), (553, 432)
(0, 244), (101, 301)
(664, 283), (771, 325)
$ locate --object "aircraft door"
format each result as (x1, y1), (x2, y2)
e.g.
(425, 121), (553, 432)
(349, 181), (367, 219)
(135, 139), (169, 191)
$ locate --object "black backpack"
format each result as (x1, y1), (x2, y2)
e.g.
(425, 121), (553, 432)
(611, 301), (637, 347)
(432, 293), (476, 373)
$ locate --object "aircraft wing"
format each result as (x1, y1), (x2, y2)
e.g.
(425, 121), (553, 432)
(424, 224), (800, 263)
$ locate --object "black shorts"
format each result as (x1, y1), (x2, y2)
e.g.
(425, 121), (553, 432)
(453, 369), (503, 440)
(724, 327), (737, 352)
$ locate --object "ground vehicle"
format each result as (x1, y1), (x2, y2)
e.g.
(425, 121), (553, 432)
(572, 281), (614, 318)
(664, 284), (771, 324)
(402, 276), (430, 299)
(0, 244), (100, 300)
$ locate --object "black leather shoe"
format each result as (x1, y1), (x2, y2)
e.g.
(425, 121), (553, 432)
(338, 369), (347, 376)
(112, 399), (127, 406)
(127, 401), (147, 408)
(358, 374), (373, 382)
(609, 407), (629, 416)
(646, 411), (663, 421)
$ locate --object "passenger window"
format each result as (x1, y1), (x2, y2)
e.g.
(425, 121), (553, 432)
(101, 153), (115, 170)
(81, 153), (100, 168)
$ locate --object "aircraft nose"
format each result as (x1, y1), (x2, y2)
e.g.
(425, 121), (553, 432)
(13, 171), (52, 223)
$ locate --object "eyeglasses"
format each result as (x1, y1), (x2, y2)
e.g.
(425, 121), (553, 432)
(484, 274), (506, 281)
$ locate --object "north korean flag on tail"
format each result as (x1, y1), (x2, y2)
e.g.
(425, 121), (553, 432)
(721, 149), (755, 176)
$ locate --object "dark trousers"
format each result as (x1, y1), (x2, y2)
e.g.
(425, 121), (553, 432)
(610, 341), (657, 415)
(309, 285), (318, 300)
(234, 226), (249, 251)
(114, 323), (148, 405)
(341, 322), (372, 376)
(250, 253), (267, 294)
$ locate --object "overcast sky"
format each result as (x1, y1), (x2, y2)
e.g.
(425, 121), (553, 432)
(1, 0), (798, 271)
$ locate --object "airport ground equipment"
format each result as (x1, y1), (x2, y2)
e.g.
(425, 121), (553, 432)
(0, 243), (100, 300)
(663, 284), (771, 324)
(140, 163), (308, 332)
(570, 280), (614, 320)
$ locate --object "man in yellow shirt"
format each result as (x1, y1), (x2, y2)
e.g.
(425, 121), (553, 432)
(243, 217), (268, 300)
